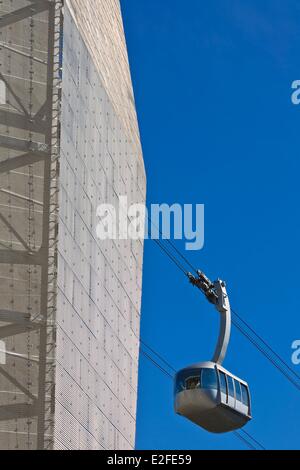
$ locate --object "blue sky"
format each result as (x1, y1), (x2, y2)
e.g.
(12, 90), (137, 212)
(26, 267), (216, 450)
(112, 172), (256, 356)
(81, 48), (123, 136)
(120, 0), (300, 449)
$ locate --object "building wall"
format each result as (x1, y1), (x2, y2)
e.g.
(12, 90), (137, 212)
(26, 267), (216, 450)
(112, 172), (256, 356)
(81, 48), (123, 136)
(54, 3), (146, 449)
(0, 0), (61, 449)
(0, 0), (145, 450)
(66, 0), (143, 161)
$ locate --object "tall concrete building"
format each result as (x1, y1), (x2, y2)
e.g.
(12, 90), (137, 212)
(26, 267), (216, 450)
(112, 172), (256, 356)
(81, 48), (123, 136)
(0, 0), (146, 449)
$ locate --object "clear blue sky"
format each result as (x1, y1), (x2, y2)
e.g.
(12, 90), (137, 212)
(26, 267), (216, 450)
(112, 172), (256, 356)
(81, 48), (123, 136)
(120, 0), (300, 450)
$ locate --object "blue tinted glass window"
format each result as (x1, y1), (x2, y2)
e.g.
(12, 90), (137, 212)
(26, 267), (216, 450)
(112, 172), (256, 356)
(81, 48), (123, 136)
(175, 369), (201, 394)
(234, 380), (242, 401)
(227, 376), (235, 397)
(241, 384), (249, 406)
(186, 376), (200, 390)
(201, 368), (217, 390)
(175, 372), (186, 394)
(219, 371), (227, 394)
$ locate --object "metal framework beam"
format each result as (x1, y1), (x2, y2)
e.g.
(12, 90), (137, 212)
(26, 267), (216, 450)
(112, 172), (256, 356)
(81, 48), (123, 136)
(0, 249), (44, 265)
(0, 310), (31, 324)
(0, 366), (37, 401)
(0, 403), (37, 421)
(0, 0), (62, 449)
(0, 3), (49, 29)
(0, 152), (46, 173)
(0, 73), (29, 116)
(0, 212), (32, 251)
(0, 42), (48, 65)
(0, 134), (49, 153)
(0, 322), (40, 340)
(0, 110), (47, 133)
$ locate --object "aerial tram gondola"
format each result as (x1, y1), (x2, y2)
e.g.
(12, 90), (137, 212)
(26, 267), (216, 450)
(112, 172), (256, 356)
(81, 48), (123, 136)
(174, 271), (252, 433)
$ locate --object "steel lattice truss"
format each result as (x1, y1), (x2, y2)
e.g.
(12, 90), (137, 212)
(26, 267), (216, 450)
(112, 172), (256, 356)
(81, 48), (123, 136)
(0, 0), (62, 449)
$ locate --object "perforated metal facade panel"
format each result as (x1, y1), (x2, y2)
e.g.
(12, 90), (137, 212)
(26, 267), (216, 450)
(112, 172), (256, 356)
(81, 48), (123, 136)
(54, 3), (146, 450)
(0, 0), (145, 450)
(65, 0), (143, 160)
(0, 0), (62, 450)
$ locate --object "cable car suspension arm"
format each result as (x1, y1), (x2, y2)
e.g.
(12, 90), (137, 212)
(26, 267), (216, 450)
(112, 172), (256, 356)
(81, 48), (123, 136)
(188, 270), (231, 365)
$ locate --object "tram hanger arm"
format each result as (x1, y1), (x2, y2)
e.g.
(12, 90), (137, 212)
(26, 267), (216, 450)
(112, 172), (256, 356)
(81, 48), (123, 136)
(188, 270), (231, 365)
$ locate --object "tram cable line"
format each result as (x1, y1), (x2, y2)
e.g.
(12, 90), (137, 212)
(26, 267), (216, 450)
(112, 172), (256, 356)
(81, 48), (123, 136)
(147, 219), (300, 392)
(140, 348), (174, 380)
(232, 319), (300, 392)
(237, 428), (265, 451)
(151, 237), (188, 275)
(140, 339), (177, 374)
(147, 215), (198, 275)
(144, 218), (298, 443)
(231, 307), (300, 383)
(233, 431), (256, 451)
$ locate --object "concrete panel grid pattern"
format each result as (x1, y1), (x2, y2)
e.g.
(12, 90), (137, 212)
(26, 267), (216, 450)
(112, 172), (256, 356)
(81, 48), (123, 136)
(65, 0), (143, 160)
(0, 0), (62, 449)
(55, 5), (146, 449)
(0, 0), (145, 450)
